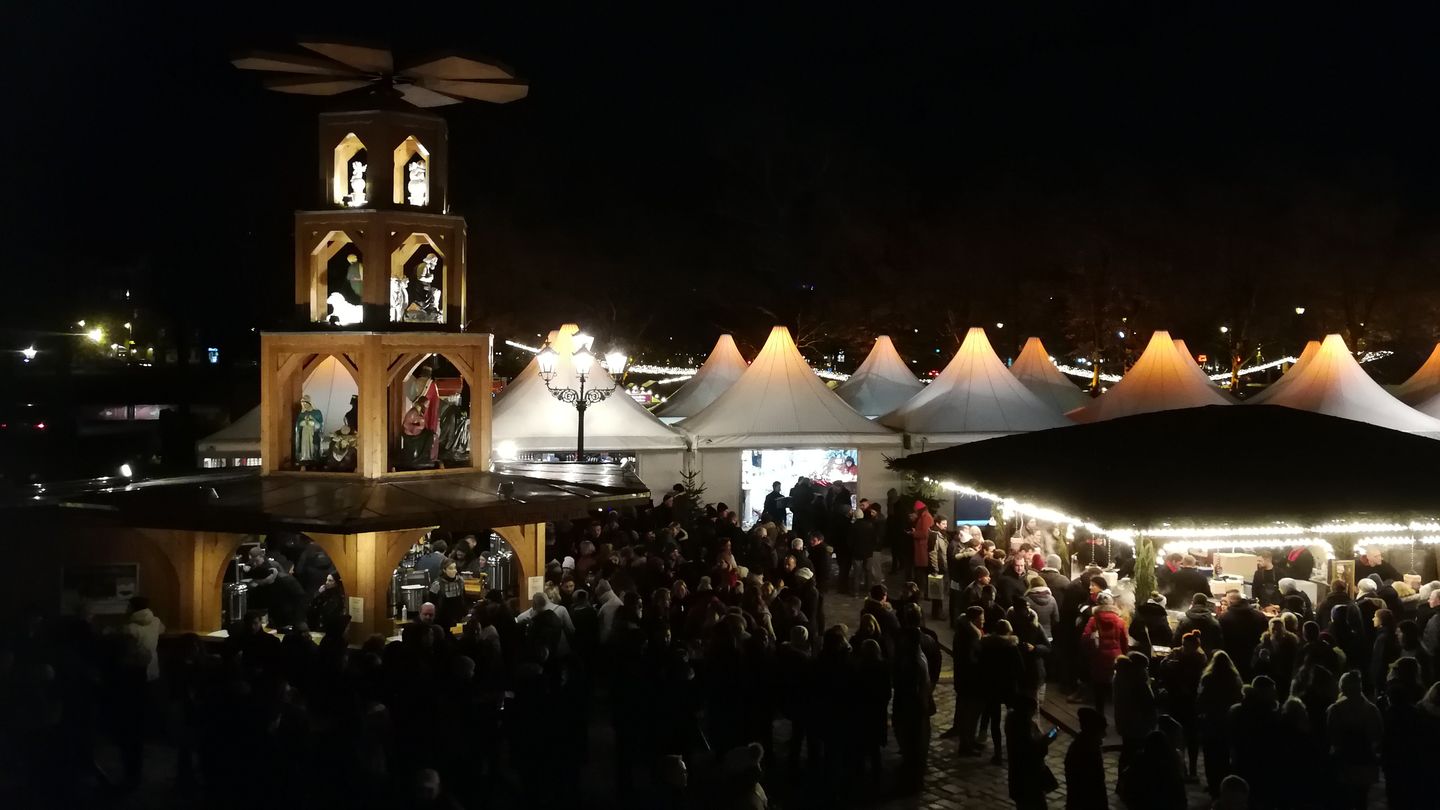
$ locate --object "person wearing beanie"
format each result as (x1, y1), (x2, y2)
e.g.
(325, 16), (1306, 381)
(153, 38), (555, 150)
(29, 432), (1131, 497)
(1065, 706), (1109, 809)
(1176, 592), (1223, 654)
(1081, 591), (1128, 717)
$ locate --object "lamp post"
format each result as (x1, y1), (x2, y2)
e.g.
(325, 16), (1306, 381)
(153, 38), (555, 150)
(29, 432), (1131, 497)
(536, 342), (628, 458)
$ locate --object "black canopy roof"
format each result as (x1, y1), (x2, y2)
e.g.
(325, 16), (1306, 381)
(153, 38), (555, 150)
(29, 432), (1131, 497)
(890, 405), (1440, 528)
(6, 463), (650, 535)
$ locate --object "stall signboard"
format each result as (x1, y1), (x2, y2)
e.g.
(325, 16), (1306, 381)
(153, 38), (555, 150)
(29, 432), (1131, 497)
(1329, 559), (1356, 594)
(526, 576), (545, 601)
(61, 563), (139, 616)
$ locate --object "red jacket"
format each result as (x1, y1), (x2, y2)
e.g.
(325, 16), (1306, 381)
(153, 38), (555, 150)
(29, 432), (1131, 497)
(1082, 605), (1129, 683)
(911, 510), (934, 567)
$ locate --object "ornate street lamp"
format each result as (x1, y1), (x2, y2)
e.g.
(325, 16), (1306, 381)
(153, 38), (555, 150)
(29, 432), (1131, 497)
(536, 341), (628, 457)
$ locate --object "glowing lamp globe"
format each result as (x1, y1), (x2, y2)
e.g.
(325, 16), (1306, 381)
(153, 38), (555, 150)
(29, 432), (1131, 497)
(573, 347), (595, 375)
(604, 349), (628, 375)
(536, 344), (559, 376)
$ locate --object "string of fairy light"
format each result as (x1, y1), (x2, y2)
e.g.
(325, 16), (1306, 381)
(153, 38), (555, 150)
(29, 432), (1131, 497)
(929, 478), (1440, 567)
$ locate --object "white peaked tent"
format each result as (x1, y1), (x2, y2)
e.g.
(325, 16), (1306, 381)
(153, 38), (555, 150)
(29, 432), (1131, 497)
(493, 324), (687, 451)
(1069, 331), (1232, 423)
(682, 326), (897, 447)
(834, 335), (924, 418)
(1392, 343), (1440, 405)
(195, 405), (261, 465)
(1173, 339), (1233, 396)
(879, 328), (1070, 438)
(653, 334), (748, 423)
(1247, 340), (1321, 405)
(1260, 334), (1440, 436)
(1011, 337), (1088, 414)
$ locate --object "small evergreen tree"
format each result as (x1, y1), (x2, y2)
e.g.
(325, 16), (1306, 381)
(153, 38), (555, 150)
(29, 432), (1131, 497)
(676, 467), (707, 530)
(1133, 535), (1158, 604)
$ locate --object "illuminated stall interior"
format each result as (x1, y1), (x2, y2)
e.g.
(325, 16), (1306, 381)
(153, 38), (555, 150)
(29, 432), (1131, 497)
(891, 404), (1440, 589)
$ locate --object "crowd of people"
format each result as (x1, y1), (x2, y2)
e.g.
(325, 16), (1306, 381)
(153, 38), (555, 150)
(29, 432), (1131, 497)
(4, 482), (1440, 809)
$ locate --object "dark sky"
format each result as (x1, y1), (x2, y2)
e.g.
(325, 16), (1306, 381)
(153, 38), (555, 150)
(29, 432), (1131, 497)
(8, 2), (1440, 365)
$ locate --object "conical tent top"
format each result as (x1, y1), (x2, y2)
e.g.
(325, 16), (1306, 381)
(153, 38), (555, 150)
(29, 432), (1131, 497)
(654, 334), (749, 420)
(1247, 340), (1321, 405)
(835, 335), (924, 418)
(878, 327), (1070, 436)
(1069, 330), (1231, 423)
(1394, 342), (1440, 405)
(1259, 334), (1440, 436)
(1011, 336), (1087, 414)
(681, 326), (895, 447)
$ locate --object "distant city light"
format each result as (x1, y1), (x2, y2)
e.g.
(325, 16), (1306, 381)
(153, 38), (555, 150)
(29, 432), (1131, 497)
(1219, 326), (1230, 334)
(995, 322), (1004, 329)
(1294, 307), (1306, 315)
(1117, 330), (1126, 339)
(119, 463), (134, 478)
(86, 328), (103, 343)
(20, 346), (37, 361)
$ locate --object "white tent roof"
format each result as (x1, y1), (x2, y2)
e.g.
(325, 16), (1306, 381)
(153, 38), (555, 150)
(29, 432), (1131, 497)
(879, 327), (1070, 438)
(1393, 343), (1440, 405)
(834, 335), (924, 418)
(1260, 333), (1440, 436)
(1069, 330), (1232, 423)
(1246, 340), (1321, 405)
(1010, 336), (1088, 414)
(681, 326), (897, 448)
(653, 334), (748, 421)
(196, 405), (261, 454)
(493, 324), (687, 451)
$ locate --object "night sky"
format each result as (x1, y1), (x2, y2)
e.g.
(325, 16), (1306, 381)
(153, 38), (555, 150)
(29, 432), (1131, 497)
(9, 3), (1440, 368)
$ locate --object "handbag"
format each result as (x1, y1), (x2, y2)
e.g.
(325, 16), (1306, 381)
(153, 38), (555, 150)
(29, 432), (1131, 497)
(926, 573), (945, 601)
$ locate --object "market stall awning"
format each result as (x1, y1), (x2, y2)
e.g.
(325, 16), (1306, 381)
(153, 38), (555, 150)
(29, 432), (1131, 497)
(5, 464), (651, 535)
(890, 404), (1440, 529)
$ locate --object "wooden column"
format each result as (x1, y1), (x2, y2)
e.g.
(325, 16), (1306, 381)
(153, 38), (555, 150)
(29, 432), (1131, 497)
(356, 334), (388, 478)
(496, 522), (546, 584)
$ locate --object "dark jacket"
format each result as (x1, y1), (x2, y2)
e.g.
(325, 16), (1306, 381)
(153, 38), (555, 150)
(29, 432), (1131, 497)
(1064, 729), (1107, 809)
(976, 634), (1025, 705)
(1175, 605), (1223, 655)
(1130, 600), (1173, 652)
(1218, 601), (1268, 678)
(1025, 586), (1060, 641)
(861, 597), (901, 640)
(849, 516), (881, 559)
(952, 619), (982, 690)
(1006, 714), (1058, 802)
(1166, 567), (1211, 612)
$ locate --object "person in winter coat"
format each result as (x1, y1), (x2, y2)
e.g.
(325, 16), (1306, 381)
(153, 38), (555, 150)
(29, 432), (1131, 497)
(1024, 574), (1060, 642)
(891, 623), (936, 793)
(1129, 592), (1172, 657)
(848, 504), (883, 595)
(1111, 652), (1158, 768)
(1277, 578), (1313, 622)
(1005, 695), (1059, 809)
(853, 638), (890, 777)
(1175, 593), (1223, 655)
(945, 606), (986, 753)
(308, 571), (348, 632)
(861, 584), (901, 643)
(1009, 605), (1052, 703)
(1064, 706), (1108, 809)
(1164, 554), (1211, 611)
(1379, 673), (1431, 809)
(1228, 676), (1281, 806)
(976, 618), (1025, 764)
(1081, 592), (1128, 717)
(1157, 630), (1207, 778)
(908, 501), (934, 584)
(995, 556), (1028, 611)
(1196, 650), (1244, 796)
(1368, 608), (1400, 696)
(1255, 617), (1300, 698)
(1118, 729), (1187, 810)
(926, 519), (949, 618)
(1327, 670), (1382, 810)
(1218, 592), (1268, 680)
(120, 596), (166, 683)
